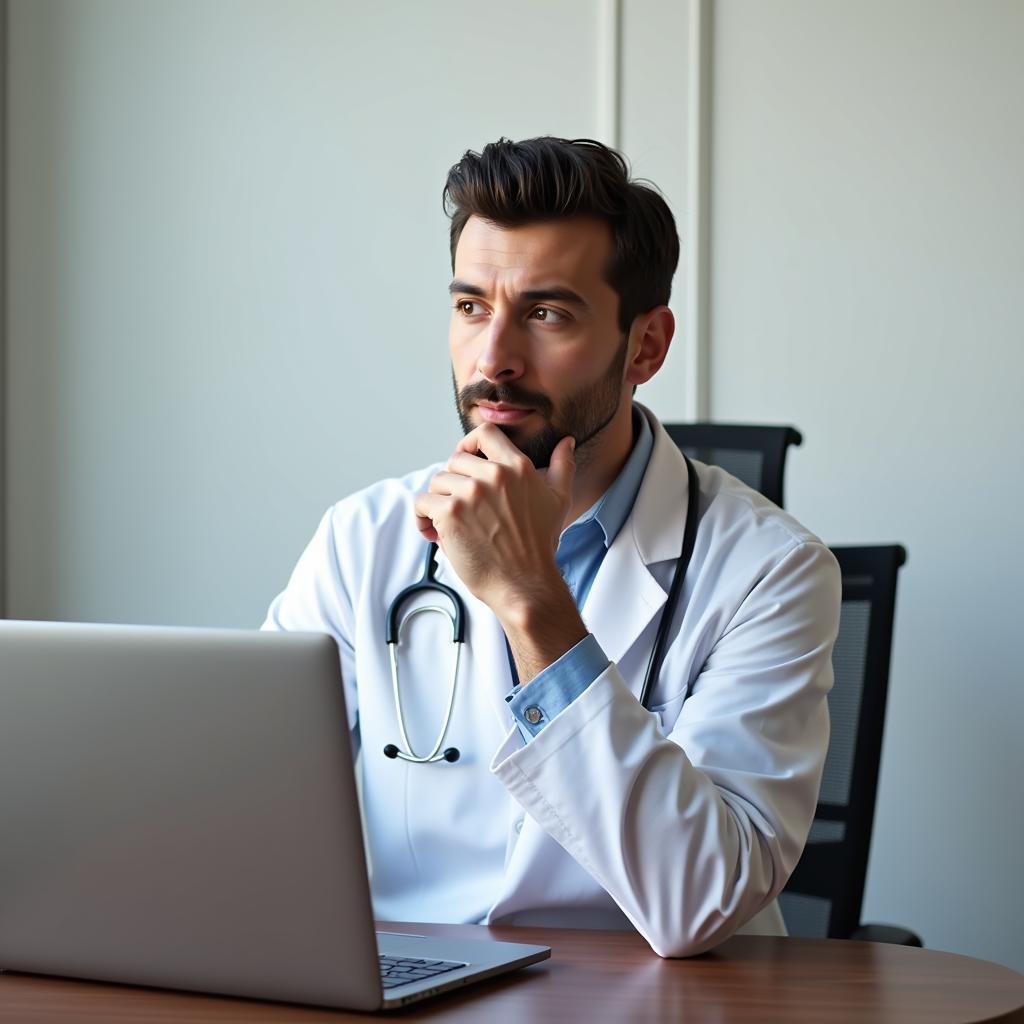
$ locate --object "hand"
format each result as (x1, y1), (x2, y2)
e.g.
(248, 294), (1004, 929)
(413, 424), (576, 612)
(414, 424), (589, 682)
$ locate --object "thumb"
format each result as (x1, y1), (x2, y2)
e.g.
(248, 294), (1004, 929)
(545, 435), (577, 502)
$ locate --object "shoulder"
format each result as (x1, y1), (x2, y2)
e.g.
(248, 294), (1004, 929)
(640, 411), (838, 593)
(694, 458), (826, 550)
(694, 459), (840, 603)
(295, 463), (445, 604)
(324, 462), (443, 538)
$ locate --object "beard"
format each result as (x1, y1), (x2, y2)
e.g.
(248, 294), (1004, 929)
(452, 337), (628, 469)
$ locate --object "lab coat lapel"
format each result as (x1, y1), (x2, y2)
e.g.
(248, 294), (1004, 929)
(580, 411), (691, 694)
(581, 530), (665, 673)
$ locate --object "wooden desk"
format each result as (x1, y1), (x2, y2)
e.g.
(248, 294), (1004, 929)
(2, 921), (1023, 1023)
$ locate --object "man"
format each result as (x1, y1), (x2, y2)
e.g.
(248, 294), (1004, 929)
(264, 137), (840, 957)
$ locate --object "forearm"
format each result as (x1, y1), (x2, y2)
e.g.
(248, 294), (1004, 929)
(496, 574), (589, 685)
(491, 666), (810, 957)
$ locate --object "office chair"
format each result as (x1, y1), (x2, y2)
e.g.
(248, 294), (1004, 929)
(661, 423), (802, 508)
(778, 544), (922, 945)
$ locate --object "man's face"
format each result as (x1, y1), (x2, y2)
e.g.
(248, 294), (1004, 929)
(449, 216), (630, 469)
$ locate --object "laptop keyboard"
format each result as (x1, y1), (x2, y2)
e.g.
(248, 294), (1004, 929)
(379, 954), (466, 989)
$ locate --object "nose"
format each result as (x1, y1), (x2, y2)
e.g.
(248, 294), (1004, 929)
(476, 315), (525, 383)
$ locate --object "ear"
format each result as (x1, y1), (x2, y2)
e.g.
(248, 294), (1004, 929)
(624, 306), (675, 387)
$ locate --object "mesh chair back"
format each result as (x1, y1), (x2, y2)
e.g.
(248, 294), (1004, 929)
(778, 544), (907, 938)
(662, 423), (802, 507)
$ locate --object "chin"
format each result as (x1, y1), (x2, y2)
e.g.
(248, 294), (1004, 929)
(493, 421), (531, 444)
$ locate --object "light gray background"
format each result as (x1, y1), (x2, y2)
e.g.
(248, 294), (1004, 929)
(709, 0), (1023, 974)
(3, 0), (1022, 973)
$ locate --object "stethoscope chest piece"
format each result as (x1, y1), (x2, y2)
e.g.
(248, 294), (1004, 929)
(383, 543), (465, 764)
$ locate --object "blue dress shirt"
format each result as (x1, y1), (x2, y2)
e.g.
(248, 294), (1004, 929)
(505, 411), (654, 741)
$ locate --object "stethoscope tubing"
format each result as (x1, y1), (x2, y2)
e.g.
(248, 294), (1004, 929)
(638, 453), (699, 710)
(386, 543), (466, 644)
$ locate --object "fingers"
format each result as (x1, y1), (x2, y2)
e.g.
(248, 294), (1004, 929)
(455, 423), (528, 464)
(414, 493), (448, 544)
(444, 452), (504, 484)
(415, 514), (439, 544)
(448, 425), (575, 505)
(414, 491), (446, 520)
(429, 469), (483, 498)
(418, 424), (574, 553)
(544, 435), (577, 503)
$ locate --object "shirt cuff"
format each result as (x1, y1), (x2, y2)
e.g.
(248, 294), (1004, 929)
(504, 634), (609, 742)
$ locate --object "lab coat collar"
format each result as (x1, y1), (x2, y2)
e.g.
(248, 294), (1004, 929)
(629, 404), (692, 567)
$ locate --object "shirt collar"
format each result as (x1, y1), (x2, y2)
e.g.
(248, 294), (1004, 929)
(564, 406), (654, 549)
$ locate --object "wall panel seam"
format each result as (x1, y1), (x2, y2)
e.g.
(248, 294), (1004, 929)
(0, 0), (8, 618)
(597, 0), (622, 148)
(685, 0), (712, 419)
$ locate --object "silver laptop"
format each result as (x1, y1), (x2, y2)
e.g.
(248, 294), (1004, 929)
(0, 620), (549, 1010)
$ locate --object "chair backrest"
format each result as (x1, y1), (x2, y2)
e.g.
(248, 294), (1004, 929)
(778, 544), (907, 938)
(661, 423), (802, 507)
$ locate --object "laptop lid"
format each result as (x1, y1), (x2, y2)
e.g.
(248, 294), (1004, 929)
(0, 620), (548, 1010)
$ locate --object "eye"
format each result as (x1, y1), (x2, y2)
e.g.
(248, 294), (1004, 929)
(530, 307), (567, 324)
(454, 300), (484, 316)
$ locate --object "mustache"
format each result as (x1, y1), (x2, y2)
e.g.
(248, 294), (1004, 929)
(457, 380), (553, 417)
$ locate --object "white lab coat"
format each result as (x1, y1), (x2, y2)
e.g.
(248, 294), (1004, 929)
(263, 406), (840, 957)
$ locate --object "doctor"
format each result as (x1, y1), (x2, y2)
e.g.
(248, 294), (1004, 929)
(264, 137), (840, 957)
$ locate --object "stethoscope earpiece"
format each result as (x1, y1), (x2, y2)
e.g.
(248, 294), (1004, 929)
(383, 741), (460, 764)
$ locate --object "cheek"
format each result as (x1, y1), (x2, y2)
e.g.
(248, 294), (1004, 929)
(449, 321), (491, 380)
(547, 350), (598, 387)
(448, 328), (469, 371)
(449, 347), (474, 389)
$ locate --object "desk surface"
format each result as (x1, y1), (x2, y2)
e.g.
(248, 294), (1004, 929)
(2, 921), (1023, 1023)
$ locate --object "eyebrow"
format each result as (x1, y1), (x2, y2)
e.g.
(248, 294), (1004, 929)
(448, 280), (590, 310)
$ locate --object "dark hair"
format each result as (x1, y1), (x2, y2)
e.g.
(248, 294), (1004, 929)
(443, 137), (680, 333)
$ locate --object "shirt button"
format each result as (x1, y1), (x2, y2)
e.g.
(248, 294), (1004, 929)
(514, 818), (524, 834)
(524, 705), (543, 726)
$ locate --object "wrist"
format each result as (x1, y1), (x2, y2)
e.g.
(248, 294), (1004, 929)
(494, 574), (589, 685)
(493, 568), (576, 631)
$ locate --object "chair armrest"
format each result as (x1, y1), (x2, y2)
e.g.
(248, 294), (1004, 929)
(850, 923), (923, 946)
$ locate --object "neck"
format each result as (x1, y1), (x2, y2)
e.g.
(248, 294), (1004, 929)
(563, 402), (637, 526)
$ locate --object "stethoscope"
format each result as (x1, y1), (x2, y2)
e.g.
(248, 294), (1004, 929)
(382, 454), (700, 765)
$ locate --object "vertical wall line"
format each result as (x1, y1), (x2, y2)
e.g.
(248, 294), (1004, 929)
(685, 0), (713, 419)
(0, 0), (8, 618)
(597, 0), (622, 148)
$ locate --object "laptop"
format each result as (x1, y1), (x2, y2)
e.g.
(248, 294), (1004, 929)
(0, 620), (550, 1010)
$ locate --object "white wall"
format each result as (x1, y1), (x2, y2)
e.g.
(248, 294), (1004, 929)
(3, 0), (693, 626)
(4, 0), (693, 629)
(710, 0), (1024, 971)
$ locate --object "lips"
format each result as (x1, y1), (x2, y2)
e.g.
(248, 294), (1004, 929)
(476, 402), (534, 424)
